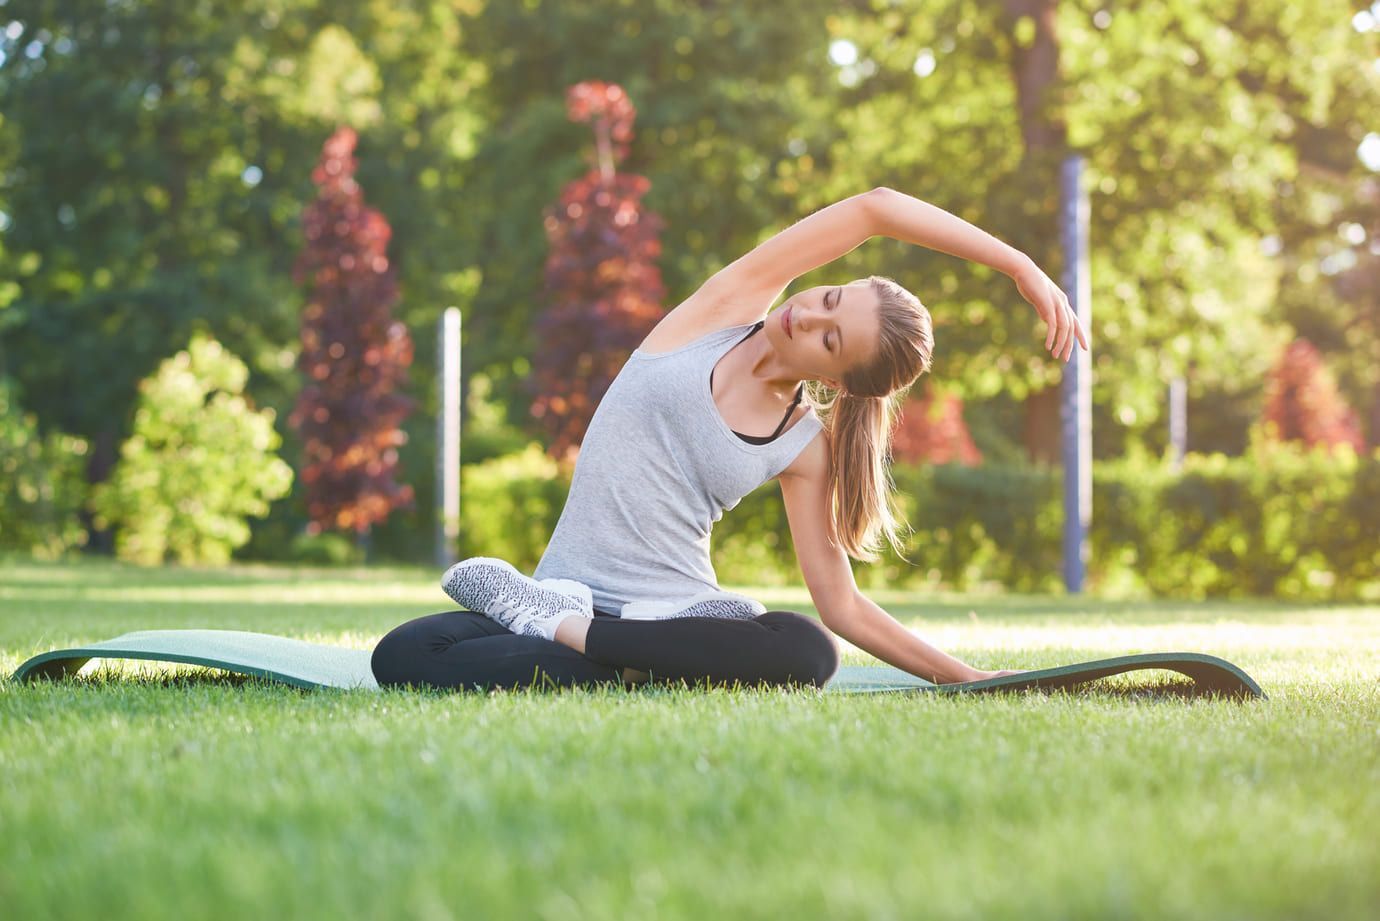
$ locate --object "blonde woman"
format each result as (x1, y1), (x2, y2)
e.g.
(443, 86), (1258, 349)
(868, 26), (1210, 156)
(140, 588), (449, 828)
(372, 187), (1089, 691)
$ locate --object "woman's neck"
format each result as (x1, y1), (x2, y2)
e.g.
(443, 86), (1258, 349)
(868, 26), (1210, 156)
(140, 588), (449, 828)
(733, 328), (805, 401)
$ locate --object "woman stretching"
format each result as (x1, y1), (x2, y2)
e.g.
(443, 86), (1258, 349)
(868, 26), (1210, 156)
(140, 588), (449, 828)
(371, 187), (1089, 692)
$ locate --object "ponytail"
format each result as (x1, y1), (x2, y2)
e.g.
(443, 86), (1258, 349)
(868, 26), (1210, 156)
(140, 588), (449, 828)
(808, 386), (911, 563)
(804, 275), (934, 563)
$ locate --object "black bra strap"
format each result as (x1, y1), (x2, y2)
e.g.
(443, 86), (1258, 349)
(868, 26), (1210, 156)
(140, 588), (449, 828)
(766, 385), (805, 440)
(712, 319), (803, 442)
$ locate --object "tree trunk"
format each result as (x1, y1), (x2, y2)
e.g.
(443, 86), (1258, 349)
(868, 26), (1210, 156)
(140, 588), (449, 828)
(1002, 0), (1069, 463)
(1021, 385), (1063, 466)
(83, 427), (119, 554)
(356, 526), (373, 565)
(1370, 379), (1380, 451)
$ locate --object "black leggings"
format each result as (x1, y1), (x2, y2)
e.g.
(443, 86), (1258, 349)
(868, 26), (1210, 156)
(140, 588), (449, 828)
(370, 609), (839, 692)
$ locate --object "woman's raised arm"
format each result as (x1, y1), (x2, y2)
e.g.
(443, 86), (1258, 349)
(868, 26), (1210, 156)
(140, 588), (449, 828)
(700, 187), (1087, 361)
(868, 187), (1088, 362)
(693, 188), (885, 324)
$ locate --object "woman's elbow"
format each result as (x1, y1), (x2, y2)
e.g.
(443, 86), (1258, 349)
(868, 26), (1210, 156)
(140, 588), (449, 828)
(861, 187), (897, 234)
(816, 592), (862, 634)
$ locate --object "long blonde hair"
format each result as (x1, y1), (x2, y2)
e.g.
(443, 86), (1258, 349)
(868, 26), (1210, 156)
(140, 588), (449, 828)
(804, 275), (934, 562)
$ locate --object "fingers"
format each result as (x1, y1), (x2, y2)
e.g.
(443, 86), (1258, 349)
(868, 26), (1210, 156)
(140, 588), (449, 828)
(1073, 311), (1089, 350)
(1048, 281), (1072, 360)
(1050, 284), (1089, 362)
(1053, 305), (1071, 361)
(1030, 273), (1089, 362)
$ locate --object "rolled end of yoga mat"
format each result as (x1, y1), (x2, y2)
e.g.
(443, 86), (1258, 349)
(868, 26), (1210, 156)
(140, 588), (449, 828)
(11, 629), (379, 692)
(834, 652), (1265, 700)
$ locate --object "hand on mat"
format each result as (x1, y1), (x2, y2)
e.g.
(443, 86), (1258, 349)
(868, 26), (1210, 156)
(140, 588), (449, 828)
(1010, 258), (1088, 363)
(970, 668), (1027, 681)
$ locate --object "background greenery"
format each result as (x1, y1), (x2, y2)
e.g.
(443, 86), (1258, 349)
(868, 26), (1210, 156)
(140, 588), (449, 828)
(0, 1), (1376, 586)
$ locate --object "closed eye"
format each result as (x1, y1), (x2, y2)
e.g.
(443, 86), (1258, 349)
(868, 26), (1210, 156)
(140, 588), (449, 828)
(825, 289), (838, 352)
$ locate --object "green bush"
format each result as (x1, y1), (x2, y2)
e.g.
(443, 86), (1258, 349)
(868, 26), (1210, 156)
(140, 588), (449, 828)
(1094, 435), (1380, 600)
(90, 334), (294, 566)
(886, 462), (1063, 593)
(0, 378), (89, 558)
(459, 442), (569, 572)
(288, 531), (366, 566)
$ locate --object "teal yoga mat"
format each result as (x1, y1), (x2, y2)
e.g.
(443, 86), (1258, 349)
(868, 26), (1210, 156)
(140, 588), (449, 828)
(9, 629), (1266, 699)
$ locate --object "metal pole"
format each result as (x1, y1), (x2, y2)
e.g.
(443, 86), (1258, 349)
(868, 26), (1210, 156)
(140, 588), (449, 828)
(1060, 155), (1092, 594)
(435, 308), (462, 568)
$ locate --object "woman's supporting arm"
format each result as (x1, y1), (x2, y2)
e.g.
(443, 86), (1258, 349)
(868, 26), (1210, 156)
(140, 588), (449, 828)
(822, 594), (981, 685)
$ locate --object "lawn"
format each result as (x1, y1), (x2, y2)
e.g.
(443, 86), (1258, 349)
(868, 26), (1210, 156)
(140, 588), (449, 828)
(1, 558), (1376, 921)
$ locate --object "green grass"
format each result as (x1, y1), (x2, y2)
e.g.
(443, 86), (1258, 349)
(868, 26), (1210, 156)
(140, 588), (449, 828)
(2, 558), (1376, 921)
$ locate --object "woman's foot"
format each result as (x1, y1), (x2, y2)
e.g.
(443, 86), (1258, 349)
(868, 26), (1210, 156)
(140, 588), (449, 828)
(620, 590), (766, 621)
(441, 557), (593, 641)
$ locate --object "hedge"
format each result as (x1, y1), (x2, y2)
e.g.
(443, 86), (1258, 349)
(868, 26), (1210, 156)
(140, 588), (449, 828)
(459, 439), (1380, 601)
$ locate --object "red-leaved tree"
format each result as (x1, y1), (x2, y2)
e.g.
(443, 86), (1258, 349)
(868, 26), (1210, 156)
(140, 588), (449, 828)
(1260, 338), (1365, 453)
(530, 81), (666, 463)
(291, 126), (415, 537)
(889, 383), (983, 467)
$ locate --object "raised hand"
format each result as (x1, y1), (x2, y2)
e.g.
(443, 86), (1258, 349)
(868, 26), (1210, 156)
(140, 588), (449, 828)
(1010, 258), (1089, 362)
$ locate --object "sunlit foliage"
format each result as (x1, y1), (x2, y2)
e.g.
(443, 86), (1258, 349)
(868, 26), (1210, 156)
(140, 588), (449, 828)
(90, 334), (292, 565)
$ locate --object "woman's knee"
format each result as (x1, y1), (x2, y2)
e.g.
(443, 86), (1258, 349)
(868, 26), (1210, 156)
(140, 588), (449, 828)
(371, 618), (419, 687)
(370, 611), (496, 688)
(757, 610), (840, 687)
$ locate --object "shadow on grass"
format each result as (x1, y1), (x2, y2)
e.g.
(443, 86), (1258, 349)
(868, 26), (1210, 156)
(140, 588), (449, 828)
(1033, 678), (1207, 703)
(56, 666), (311, 694)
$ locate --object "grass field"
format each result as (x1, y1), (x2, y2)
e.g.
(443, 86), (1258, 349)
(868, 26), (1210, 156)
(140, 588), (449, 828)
(2, 558), (1376, 921)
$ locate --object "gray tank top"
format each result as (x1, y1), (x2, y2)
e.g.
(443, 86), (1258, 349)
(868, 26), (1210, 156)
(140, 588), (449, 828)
(533, 321), (825, 615)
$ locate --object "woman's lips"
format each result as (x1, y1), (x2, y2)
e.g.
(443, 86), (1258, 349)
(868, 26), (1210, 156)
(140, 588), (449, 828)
(782, 306), (792, 339)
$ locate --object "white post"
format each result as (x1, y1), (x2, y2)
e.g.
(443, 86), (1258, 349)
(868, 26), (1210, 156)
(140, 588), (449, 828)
(435, 308), (462, 568)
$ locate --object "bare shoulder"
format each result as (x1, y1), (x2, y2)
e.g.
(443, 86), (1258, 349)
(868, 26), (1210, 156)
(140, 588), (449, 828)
(778, 428), (830, 483)
(638, 274), (787, 354)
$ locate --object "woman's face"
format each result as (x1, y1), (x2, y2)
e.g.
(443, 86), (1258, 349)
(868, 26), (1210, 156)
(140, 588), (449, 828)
(765, 281), (882, 390)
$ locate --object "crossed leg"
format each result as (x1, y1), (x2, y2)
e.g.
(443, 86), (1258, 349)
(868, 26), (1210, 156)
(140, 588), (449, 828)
(371, 609), (839, 692)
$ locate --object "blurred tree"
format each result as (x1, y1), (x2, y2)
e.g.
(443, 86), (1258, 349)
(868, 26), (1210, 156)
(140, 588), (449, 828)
(290, 126), (415, 541)
(1257, 338), (1365, 453)
(0, 1), (315, 502)
(531, 81), (666, 463)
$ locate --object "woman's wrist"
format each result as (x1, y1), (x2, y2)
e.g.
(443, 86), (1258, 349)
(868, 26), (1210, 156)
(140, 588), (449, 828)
(946, 664), (985, 684)
(1000, 249), (1036, 279)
